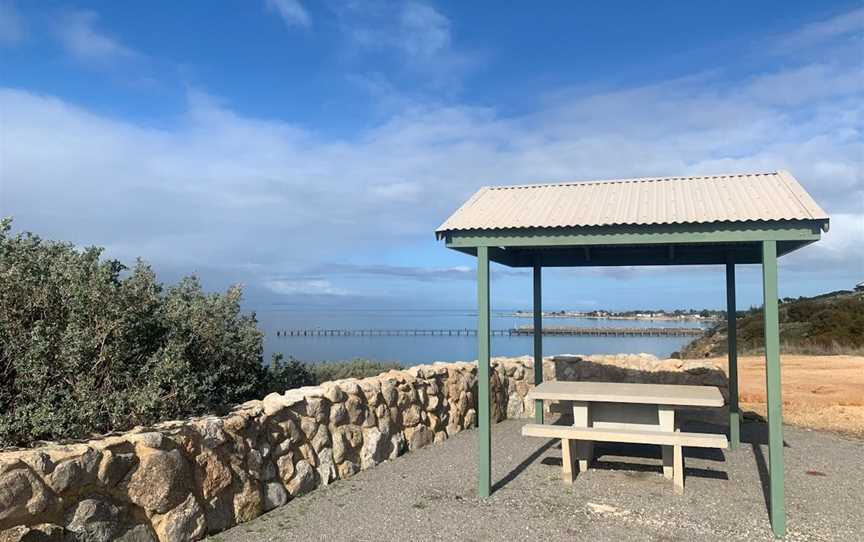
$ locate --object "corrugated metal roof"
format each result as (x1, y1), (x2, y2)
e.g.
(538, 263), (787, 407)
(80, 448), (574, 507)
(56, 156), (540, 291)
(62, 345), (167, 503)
(436, 170), (828, 234)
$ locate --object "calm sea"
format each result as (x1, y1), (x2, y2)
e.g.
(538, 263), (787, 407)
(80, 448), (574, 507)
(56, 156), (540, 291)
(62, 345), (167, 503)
(255, 309), (711, 366)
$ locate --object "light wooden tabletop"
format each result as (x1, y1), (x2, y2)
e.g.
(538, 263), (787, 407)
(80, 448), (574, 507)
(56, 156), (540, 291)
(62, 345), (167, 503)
(526, 381), (724, 407)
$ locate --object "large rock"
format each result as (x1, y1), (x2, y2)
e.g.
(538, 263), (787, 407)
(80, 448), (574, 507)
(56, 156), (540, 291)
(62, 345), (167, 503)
(202, 492), (234, 535)
(304, 398), (328, 424)
(380, 381), (398, 406)
(115, 524), (157, 542)
(311, 425), (331, 452)
(151, 494), (206, 542)
(262, 393), (288, 417)
(64, 496), (126, 542)
(276, 453), (295, 484)
(97, 450), (138, 488)
(336, 460), (358, 480)
(342, 426), (363, 449)
(0, 465), (51, 524)
(277, 419), (303, 444)
(329, 403), (348, 426)
(360, 428), (387, 470)
(405, 425), (433, 451)
(194, 450), (232, 500)
(506, 392), (524, 419)
(401, 404), (422, 426)
(331, 430), (347, 464)
(189, 417), (228, 448)
(262, 482), (288, 512)
(0, 523), (65, 542)
(299, 417), (319, 440)
(126, 449), (190, 514)
(285, 460), (315, 496)
(463, 409), (477, 429)
(344, 395), (365, 426)
(316, 448), (336, 486)
(322, 384), (345, 403)
(44, 448), (101, 494)
(125, 432), (165, 450)
(232, 478), (262, 523)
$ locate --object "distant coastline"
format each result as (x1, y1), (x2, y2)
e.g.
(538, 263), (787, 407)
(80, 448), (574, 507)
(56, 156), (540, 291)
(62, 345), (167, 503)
(504, 311), (718, 322)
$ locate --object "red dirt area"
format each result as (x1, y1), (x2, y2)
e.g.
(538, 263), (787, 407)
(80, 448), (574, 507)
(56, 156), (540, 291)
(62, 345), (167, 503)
(702, 355), (864, 437)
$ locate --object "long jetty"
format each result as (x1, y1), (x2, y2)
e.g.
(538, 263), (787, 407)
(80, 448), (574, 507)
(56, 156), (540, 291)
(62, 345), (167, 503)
(276, 326), (704, 337)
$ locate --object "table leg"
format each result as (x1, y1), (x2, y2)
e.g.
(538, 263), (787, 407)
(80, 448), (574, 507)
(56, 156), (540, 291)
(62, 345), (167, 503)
(572, 401), (592, 473)
(673, 428), (684, 494)
(658, 406), (675, 480)
(561, 438), (574, 484)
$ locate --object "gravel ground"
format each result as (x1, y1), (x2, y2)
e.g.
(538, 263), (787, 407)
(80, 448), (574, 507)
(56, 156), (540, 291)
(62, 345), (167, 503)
(210, 413), (863, 541)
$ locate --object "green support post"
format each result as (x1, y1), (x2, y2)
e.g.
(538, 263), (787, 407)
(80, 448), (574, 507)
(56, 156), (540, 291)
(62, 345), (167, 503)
(726, 256), (740, 449)
(477, 246), (491, 498)
(533, 257), (544, 423)
(762, 240), (785, 537)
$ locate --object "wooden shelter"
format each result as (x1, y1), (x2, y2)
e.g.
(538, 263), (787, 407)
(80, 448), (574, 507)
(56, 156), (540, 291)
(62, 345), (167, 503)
(436, 171), (829, 537)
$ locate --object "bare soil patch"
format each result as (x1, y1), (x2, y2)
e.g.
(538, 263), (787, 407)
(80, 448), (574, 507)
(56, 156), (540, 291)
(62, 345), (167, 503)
(696, 355), (864, 437)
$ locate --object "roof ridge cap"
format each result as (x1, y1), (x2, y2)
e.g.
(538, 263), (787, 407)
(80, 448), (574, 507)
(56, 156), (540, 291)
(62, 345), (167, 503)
(486, 172), (780, 190)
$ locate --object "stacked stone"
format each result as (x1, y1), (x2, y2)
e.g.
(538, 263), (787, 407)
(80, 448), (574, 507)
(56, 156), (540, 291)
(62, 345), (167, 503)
(547, 354), (729, 398)
(0, 361), (494, 541)
(0, 355), (725, 541)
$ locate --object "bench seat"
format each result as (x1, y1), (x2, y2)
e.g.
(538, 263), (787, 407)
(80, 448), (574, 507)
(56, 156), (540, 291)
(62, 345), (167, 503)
(522, 424), (728, 448)
(522, 423), (728, 492)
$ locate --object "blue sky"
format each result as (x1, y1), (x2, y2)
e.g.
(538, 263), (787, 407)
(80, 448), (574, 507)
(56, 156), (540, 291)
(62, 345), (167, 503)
(1, 1), (862, 312)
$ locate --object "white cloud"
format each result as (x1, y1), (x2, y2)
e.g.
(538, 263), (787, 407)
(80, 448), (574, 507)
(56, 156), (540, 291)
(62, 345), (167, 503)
(782, 213), (864, 273)
(266, 0), (310, 28)
(333, 0), (476, 86)
(775, 7), (864, 50)
(0, 1), (24, 45)
(398, 1), (451, 60)
(55, 9), (138, 63)
(1, 11), (862, 300)
(265, 279), (347, 296)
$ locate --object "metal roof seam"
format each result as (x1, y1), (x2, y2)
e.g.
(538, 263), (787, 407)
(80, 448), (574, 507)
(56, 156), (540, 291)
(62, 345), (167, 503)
(436, 171), (827, 233)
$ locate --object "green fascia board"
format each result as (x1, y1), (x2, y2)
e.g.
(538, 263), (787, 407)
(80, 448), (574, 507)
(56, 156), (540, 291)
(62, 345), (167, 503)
(508, 251), (760, 267)
(450, 246), (520, 266)
(443, 220), (823, 249)
(492, 240), (813, 267)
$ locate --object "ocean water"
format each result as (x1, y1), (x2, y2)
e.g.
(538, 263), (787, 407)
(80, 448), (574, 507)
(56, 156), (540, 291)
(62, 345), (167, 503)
(256, 309), (711, 366)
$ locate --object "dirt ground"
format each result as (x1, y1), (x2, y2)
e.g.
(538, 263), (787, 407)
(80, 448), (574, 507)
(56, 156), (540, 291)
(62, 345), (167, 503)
(700, 355), (864, 437)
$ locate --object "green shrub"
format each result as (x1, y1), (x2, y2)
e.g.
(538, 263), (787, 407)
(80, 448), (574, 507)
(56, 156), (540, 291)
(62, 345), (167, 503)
(0, 218), (408, 447)
(0, 218), (271, 447)
(261, 354), (317, 395)
(309, 359), (402, 383)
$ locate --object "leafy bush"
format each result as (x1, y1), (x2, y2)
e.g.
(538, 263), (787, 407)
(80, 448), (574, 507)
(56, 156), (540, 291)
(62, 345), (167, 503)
(0, 218), (273, 447)
(309, 359), (402, 383)
(0, 219), (407, 447)
(260, 354), (317, 395)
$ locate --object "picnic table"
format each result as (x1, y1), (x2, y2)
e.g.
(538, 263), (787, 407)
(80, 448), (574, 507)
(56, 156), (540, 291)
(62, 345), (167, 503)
(523, 381), (727, 493)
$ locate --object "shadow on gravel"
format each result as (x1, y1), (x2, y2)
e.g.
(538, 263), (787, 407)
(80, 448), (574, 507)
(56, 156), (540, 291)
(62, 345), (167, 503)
(539, 443), (730, 482)
(492, 438), (558, 493)
(740, 421), (790, 519)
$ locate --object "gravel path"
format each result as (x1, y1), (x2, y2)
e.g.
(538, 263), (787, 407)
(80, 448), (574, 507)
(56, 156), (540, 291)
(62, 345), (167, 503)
(209, 414), (863, 541)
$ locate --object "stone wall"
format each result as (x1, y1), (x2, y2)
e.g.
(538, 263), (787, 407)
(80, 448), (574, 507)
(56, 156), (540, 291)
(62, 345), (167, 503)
(0, 355), (725, 542)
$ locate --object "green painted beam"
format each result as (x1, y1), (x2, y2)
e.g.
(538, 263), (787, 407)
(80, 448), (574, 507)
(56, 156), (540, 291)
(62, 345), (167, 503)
(476, 246), (492, 498)
(726, 256), (740, 449)
(762, 240), (786, 537)
(532, 257), (543, 424)
(450, 246), (519, 266)
(445, 220), (823, 249)
(503, 247), (763, 268)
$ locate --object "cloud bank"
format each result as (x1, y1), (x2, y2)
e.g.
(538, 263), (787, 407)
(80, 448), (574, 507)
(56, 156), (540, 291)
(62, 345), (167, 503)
(1, 6), (861, 307)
